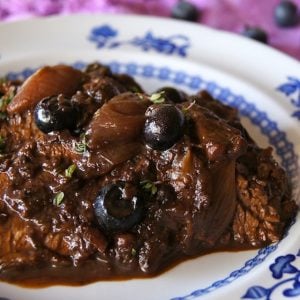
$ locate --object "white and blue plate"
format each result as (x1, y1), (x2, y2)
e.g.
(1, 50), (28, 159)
(0, 14), (299, 300)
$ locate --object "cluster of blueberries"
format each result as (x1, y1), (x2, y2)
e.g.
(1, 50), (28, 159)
(171, 0), (299, 44)
(34, 87), (186, 152)
(34, 87), (186, 232)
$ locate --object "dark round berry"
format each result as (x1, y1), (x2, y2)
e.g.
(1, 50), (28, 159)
(94, 182), (144, 232)
(34, 95), (79, 133)
(156, 87), (187, 104)
(241, 26), (268, 44)
(144, 104), (185, 151)
(171, 0), (200, 22)
(274, 1), (299, 27)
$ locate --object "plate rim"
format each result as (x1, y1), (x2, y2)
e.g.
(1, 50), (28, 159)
(0, 13), (299, 300)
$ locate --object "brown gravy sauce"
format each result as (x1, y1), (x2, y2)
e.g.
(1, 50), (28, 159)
(1, 244), (260, 288)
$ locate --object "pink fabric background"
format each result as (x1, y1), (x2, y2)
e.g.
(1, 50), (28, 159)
(0, 0), (300, 60)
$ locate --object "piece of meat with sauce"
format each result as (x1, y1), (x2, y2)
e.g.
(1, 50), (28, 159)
(0, 63), (296, 286)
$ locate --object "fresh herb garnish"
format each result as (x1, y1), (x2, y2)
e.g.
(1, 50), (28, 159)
(131, 85), (141, 93)
(53, 191), (64, 206)
(73, 134), (88, 154)
(141, 180), (158, 196)
(65, 164), (76, 178)
(1, 87), (15, 103)
(0, 87), (15, 116)
(131, 248), (137, 257)
(0, 95), (12, 110)
(149, 91), (165, 104)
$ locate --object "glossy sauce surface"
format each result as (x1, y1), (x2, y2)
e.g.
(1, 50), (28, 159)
(0, 64), (296, 286)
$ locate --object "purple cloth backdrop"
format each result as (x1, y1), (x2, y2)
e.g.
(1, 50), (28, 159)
(0, 0), (300, 60)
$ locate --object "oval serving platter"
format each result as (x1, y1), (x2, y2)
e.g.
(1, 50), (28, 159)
(0, 14), (299, 300)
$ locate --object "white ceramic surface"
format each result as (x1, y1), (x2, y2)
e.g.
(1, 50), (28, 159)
(0, 14), (299, 300)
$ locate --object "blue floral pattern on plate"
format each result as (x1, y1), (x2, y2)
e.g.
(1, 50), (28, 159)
(277, 77), (300, 121)
(242, 250), (300, 299)
(3, 62), (299, 300)
(88, 24), (190, 57)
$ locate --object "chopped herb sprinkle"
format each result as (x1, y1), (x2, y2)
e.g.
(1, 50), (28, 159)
(141, 180), (158, 196)
(0, 87), (15, 111)
(73, 134), (88, 154)
(53, 192), (64, 206)
(0, 96), (11, 110)
(65, 164), (76, 178)
(131, 248), (137, 256)
(131, 85), (141, 93)
(149, 91), (165, 104)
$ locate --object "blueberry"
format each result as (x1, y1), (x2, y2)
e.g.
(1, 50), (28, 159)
(34, 95), (79, 133)
(171, 0), (200, 22)
(144, 104), (185, 151)
(274, 1), (298, 27)
(242, 26), (268, 44)
(94, 182), (144, 232)
(156, 87), (186, 104)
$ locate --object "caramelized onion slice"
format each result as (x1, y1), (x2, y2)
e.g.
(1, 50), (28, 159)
(76, 142), (143, 178)
(8, 65), (83, 114)
(88, 92), (149, 149)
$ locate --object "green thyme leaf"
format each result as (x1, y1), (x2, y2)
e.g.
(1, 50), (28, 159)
(0, 87), (15, 112)
(131, 85), (141, 93)
(131, 248), (137, 257)
(53, 191), (64, 206)
(143, 182), (152, 189)
(73, 134), (88, 154)
(65, 164), (76, 178)
(141, 180), (157, 196)
(151, 185), (158, 195)
(0, 95), (12, 110)
(149, 91), (165, 104)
